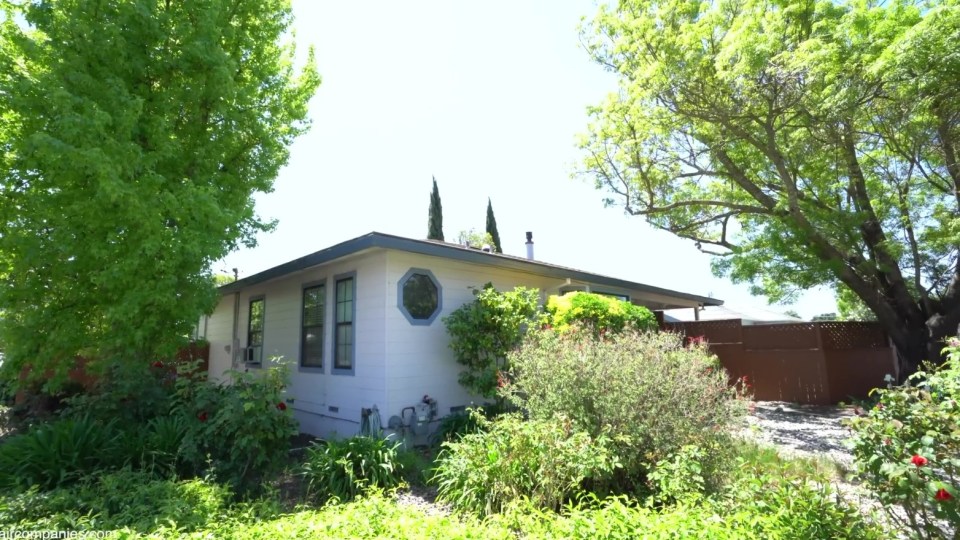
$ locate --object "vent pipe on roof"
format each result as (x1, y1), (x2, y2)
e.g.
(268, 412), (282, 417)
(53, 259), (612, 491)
(525, 231), (534, 260)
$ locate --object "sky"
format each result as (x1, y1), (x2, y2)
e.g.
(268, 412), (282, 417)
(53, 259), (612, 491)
(217, 0), (838, 319)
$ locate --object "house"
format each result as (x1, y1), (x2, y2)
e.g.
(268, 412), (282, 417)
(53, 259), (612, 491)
(662, 304), (803, 325)
(198, 232), (722, 439)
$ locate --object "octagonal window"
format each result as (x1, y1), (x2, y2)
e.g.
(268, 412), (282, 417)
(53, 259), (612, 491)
(398, 269), (442, 325)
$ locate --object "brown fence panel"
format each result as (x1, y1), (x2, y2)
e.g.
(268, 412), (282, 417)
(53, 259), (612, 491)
(743, 350), (831, 404)
(743, 323), (819, 350)
(663, 320), (743, 344)
(825, 349), (896, 403)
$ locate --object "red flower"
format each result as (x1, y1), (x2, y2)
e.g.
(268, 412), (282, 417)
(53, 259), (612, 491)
(152, 361), (164, 368)
(197, 411), (208, 422)
(276, 402), (287, 411)
(935, 488), (953, 502)
(911, 454), (928, 467)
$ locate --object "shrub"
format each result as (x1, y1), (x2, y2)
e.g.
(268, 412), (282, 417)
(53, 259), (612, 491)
(428, 403), (507, 447)
(302, 436), (405, 503)
(0, 469), (232, 533)
(432, 412), (618, 516)
(443, 284), (543, 400)
(0, 416), (124, 490)
(503, 328), (746, 495)
(545, 292), (656, 334)
(846, 337), (960, 539)
(173, 360), (297, 492)
(494, 477), (885, 540)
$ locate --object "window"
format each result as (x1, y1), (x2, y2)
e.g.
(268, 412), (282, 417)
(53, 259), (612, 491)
(301, 284), (325, 368)
(397, 268), (442, 325)
(334, 276), (354, 372)
(247, 297), (264, 365)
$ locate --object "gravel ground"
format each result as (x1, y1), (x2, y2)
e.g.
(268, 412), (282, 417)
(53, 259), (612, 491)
(743, 400), (858, 469)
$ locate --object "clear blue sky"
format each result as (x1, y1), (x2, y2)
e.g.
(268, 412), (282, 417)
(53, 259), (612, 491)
(217, 0), (837, 319)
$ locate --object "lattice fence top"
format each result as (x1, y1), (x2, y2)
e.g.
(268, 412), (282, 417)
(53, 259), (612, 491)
(743, 323), (819, 350)
(663, 319), (743, 344)
(662, 320), (889, 351)
(819, 322), (888, 350)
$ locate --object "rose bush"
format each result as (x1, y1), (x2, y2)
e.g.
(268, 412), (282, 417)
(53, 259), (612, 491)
(847, 337), (960, 539)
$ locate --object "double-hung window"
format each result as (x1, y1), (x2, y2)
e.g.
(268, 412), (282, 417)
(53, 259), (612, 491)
(247, 297), (265, 365)
(301, 284), (325, 369)
(334, 276), (354, 373)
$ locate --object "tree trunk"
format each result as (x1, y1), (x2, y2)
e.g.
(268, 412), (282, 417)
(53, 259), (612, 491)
(884, 302), (960, 383)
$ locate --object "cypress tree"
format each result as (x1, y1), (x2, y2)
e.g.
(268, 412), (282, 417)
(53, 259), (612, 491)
(485, 198), (502, 253)
(427, 177), (444, 241)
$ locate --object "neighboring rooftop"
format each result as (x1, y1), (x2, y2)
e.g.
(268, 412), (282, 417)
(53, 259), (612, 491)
(218, 231), (722, 309)
(662, 304), (803, 325)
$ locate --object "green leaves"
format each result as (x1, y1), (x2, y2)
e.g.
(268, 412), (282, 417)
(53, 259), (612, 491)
(443, 284), (543, 399)
(0, 0), (320, 387)
(577, 0), (960, 367)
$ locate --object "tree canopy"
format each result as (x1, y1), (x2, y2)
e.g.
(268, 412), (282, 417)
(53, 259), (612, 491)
(578, 0), (960, 373)
(0, 0), (319, 388)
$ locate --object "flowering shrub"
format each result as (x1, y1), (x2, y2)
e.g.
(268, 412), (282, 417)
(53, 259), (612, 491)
(173, 359), (297, 492)
(545, 291), (656, 334)
(847, 337), (960, 539)
(502, 328), (747, 495)
(443, 284), (543, 399)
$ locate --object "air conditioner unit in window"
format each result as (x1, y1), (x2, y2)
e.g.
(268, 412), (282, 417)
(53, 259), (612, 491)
(245, 345), (263, 364)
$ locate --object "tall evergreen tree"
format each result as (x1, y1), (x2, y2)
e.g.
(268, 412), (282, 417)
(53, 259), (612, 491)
(427, 177), (444, 241)
(485, 198), (502, 253)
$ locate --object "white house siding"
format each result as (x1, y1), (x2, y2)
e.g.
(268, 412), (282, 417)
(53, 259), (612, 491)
(203, 295), (235, 382)
(383, 251), (559, 431)
(206, 249), (388, 439)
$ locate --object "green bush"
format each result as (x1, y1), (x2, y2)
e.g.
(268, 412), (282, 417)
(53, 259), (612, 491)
(846, 337), (960, 539)
(60, 358), (177, 426)
(545, 292), (656, 334)
(432, 412), (617, 516)
(443, 284), (543, 400)
(0, 416), (125, 490)
(173, 360), (297, 492)
(503, 328), (747, 495)
(0, 469), (233, 533)
(428, 403), (507, 447)
(494, 477), (885, 540)
(302, 436), (405, 503)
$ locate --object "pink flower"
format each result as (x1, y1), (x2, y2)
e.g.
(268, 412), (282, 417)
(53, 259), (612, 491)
(276, 402), (287, 411)
(911, 454), (928, 467)
(935, 488), (953, 502)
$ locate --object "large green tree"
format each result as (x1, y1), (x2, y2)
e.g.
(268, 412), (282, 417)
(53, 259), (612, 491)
(0, 0), (319, 387)
(578, 0), (960, 375)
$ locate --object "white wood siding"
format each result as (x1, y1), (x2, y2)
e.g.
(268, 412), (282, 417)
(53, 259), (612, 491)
(204, 295), (235, 382)
(383, 251), (558, 425)
(206, 249), (388, 438)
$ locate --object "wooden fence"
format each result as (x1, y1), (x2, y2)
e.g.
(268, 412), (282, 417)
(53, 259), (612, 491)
(663, 320), (895, 405)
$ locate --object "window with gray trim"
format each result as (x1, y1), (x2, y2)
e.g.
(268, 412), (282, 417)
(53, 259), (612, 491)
(334, 277), (354, 370)
(247, 297), (264, 365)
(301, 284), (324, 368)
(398, 269), (441, 324)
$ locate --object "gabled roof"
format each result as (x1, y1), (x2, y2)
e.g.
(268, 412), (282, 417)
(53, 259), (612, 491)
(218, 232), (722, 308)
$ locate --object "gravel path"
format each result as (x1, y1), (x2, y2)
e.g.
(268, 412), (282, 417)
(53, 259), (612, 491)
(743, 400), (858, 469)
